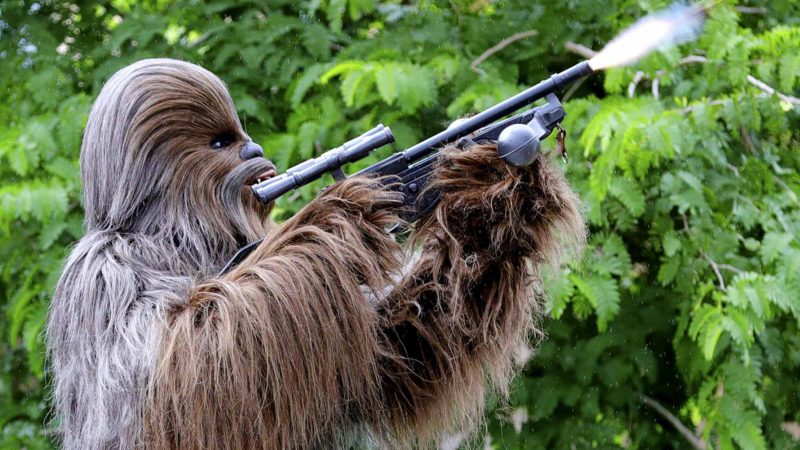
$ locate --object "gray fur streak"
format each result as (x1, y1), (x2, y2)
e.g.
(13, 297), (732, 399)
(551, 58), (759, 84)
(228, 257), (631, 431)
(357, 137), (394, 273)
(48, 233), (189, 448)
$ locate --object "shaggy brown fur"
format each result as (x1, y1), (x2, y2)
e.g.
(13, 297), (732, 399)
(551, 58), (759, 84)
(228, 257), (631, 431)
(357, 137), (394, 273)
(47, 58), (584, 450)
(147, 146), (583, 449)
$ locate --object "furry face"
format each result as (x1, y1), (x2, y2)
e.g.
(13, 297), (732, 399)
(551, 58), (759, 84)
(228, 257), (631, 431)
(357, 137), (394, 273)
(80, 58), (275, 267)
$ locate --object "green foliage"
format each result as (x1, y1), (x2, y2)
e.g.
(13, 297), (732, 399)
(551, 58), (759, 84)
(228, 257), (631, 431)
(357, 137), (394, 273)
(1, 0), (798, 448)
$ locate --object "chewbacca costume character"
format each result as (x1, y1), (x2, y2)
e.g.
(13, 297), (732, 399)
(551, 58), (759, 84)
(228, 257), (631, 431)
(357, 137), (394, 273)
(47, 58), (584, 449)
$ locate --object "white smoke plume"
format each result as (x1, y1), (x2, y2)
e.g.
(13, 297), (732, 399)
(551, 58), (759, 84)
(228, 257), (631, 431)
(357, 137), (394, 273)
(589, 3), (707, 70)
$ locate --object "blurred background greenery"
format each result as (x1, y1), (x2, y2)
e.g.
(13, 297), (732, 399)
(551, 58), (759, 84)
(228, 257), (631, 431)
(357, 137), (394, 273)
(1, 0), (799, 448)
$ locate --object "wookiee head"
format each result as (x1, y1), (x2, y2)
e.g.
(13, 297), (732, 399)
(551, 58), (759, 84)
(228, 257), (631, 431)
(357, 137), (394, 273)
(81, 58), (275, 266)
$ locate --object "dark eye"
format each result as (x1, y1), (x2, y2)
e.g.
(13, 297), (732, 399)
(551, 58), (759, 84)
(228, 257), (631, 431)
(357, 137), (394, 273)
(210, 133), (235, 150)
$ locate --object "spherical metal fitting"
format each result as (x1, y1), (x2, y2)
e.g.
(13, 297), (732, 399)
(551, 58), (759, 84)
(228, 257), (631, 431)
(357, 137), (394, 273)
(496, 124), (540, 167)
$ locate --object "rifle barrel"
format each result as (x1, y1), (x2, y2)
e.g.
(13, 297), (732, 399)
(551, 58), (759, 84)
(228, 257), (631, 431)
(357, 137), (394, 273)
(249, 61), (593, 204)
(252, 125), (394, 202)
(401, 60), (592, 161)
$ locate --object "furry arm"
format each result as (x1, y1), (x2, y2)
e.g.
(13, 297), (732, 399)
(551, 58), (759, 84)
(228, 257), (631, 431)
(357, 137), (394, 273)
(146, 144), (583, 449)
(368, 144), (584, 444)
(146, 177), (405, 449)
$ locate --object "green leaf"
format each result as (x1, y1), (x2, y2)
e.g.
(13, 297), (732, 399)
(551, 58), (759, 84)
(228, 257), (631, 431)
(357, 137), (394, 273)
(375, 64), (398, 105)
(321, 60), (367, 84)
(325, 0), (347, 32)
(348, 0), (376, 20)
(778, 52), (799, 93)
(571, 274), (621, 331)
(602, 68), (627, 95)
(586, 234), (631, 277)
(394, 64), (436, 114)
(301, 24), (333, 59)
(760, 232), (792, 264)
(339, 69), (372, 107)
(657, 254), (680, 285)
(37, 222), (67, 249)
(722, 308), (759, 364)
(662, 230), (681, 257)
(608, 177), (645, 218)
(289, 64), (331, 107)
(689, 305), (721, 339)
(262, 133), (297, 171)
(724, 273), (773, 319)
(7, 272), (37, 346)
(544, 269), (575, 319)
(699, 317), (725, 360)
(22, 301), (48, 378)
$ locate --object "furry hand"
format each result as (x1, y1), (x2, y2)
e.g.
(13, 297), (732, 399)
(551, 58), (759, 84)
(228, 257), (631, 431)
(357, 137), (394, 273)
(313, 176), (404, 228)
(423, 143), (583, 263)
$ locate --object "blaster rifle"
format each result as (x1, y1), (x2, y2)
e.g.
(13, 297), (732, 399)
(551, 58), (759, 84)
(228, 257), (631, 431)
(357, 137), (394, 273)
(221, 61), (593, 273)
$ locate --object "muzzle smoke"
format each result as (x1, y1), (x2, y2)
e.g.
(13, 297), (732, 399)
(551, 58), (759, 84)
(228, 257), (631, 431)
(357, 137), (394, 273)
(589, 3), (707, 71)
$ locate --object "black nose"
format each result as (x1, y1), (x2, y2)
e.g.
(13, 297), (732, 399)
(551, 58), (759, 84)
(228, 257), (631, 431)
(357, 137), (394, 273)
(240, 141), (264, 160)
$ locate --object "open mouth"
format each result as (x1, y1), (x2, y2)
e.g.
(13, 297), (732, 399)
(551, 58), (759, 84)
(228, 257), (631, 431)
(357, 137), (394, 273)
(243, 158), (278, 186)
(247, 168), (277, 185)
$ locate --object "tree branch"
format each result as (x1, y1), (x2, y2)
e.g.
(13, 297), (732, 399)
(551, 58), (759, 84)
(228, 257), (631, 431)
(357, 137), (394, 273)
(471, 30), (539, 76)
(566, 39), (709, 99)
(680, 55), (709, 64)
(718, 264), (744, 275)
(564, 76), (587, 101)
(628, 71), (644, 98)
(701, 251), (726, 290)
(724, 162), (740, 177)
(680, 213), (691, 234)
(680, 95), (747, 114)
(564, 41), (597, 59)
(641, 395), (707, 450)
(746, 75), (800, 105)
(638, 56), (706, 97)
(652, 75), (661, 99)
(773, 174), (799, 205)
(739, 125), (757, 153)
(736, 6), (767, 14)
